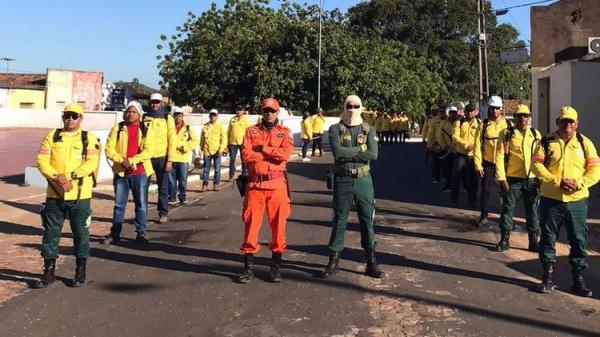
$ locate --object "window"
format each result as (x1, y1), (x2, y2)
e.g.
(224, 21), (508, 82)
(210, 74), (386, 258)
(20, 102), (34, 109)
(56, 101), (66, 109)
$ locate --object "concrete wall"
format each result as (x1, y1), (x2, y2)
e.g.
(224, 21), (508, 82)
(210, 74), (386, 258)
(0, 88), (8, 108)
(6, 89), (45, 109)
(571, 61), (600, 141)
(45, 69), (73, 110)
(532, 61), (573, 132)
(45, 69), (104, 110)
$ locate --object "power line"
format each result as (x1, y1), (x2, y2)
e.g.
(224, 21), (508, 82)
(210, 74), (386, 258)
(494, 0), (556, 12)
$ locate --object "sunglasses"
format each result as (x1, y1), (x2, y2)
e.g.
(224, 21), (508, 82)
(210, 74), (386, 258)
(560, 118), (576, 124)
(62, 113), (80, 120)
(262, 109), (277, 114)
(514, 114), (530, 118)
(346, 104), (360, 109)
(150, 101), (161, 105)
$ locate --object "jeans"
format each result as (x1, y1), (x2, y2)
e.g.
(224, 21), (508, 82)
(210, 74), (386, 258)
(169, 162), (189, 202)
(148, 156), (169, 217)
(301, 139), (310, 158)
(203, 154), (222, 185)
(112, 174), (148, 236)
(228, 144), (246, 176)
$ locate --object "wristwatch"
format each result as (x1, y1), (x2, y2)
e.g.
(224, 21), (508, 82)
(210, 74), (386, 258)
(70, 172), (78, 180)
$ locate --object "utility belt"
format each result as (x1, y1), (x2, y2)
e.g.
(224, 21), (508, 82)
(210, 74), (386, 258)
(335, 165), (370, 178)
(247, 171), (286, 182)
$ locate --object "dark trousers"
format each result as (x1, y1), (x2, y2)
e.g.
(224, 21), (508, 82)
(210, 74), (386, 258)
(480, 160), (497, 217)
(451, 154), (478, 203)
(312, 134), (323, 155)
(228, 144), (247, 176)
(400, 130), (409, 143)
(442, 152), (454, 189)
(148, 156), (169, 217)
(301, 139), (310, 158)
(431, 149), (443, 181)
(41, 198), (91, 259)
(499, 178), (540, 233)
(539, 197), (588, 269)
(328, 175), (376, 252)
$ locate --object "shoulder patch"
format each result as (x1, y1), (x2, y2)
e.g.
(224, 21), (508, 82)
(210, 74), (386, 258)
(277, 133), (285, 138)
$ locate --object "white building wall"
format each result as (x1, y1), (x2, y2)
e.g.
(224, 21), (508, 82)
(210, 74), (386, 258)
(532, 61), (573, 133)
(571, 62), (600, 142)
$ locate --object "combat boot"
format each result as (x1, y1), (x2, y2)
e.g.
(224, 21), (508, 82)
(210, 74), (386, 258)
(71, 258), (87, 288)
(495, 230), (510, 252)
(320, 251), (341, 278)
(538, 264), (556, 293)
(238, 254), (254, 284)
(32, 259), (56, 289)
(269, 253), (283, 283)
(527, 231), (540, 252)
(571, 267), (593, 297)
(365, 249), (385, 278)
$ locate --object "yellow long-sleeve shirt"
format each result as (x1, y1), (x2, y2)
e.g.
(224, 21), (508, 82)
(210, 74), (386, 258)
(426, 116), (442, 147)
(172, 123), (200, 163)
(475, 116), (510, 170)
(452, 118), (481, 156)
(495, 127), (541, 181)
(437, 119), (455, 150)
(301, 118), (313, 140)
(398, 116), (410, 131)
(422, 117), (431, 142)
(142, 113), (177, 160)
(380, 118), (392, 132)
(532, 132), (600, 202)
(228, 115), (250, 146)
(312, 114), (326, 134)
(105, 122), (155, 177)
(200, 121), (227, 156)
(37, 128), (100, 200)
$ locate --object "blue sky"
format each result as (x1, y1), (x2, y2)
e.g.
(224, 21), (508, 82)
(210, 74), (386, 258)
(0, 0), (556, 87)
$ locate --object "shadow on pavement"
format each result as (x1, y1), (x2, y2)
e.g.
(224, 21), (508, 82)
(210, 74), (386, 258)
(0, 268), (71, 288)
(0, 174), (25, 186)
(0, 200), (41, 215)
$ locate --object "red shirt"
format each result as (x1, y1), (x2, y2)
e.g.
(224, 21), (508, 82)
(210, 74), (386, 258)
(126, 123), (145, 176)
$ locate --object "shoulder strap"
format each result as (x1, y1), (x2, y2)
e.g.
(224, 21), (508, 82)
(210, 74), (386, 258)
(575, 133), (588, 160)
(116, 121), (126, 142)
(186, 124), (191, 141)
(52, 128), (63, 143)
(164, 112), (170, 120)
(504, 126), (515, 142)
(530, 127), (539, 139)
(337, 122), (346, 135)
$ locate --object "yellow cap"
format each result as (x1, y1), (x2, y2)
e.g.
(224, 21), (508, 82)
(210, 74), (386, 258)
(63, 104), (84, 115)
(559, 106), (578, 121)
(515, 104), (530, 115)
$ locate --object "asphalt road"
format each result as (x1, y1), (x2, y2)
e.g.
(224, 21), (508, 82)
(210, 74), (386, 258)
(1, 142), (600, 337)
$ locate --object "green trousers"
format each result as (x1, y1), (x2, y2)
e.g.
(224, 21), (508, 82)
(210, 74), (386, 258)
(41, 198), (91, 259)
(539, 197), (588, 269)
(328, 174), (376, 252)
(499, 178), (540, 232)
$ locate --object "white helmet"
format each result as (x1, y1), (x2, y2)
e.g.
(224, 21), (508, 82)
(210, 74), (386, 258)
(488, 95), (503, 108)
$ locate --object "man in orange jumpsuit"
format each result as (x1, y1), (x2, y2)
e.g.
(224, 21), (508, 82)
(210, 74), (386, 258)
(238, 98), (293, 283)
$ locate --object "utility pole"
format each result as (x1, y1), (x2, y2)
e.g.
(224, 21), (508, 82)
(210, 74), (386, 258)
(1, 57), (15, 73)
(477, 0), (489, 107)
(317, 0), (324, 110)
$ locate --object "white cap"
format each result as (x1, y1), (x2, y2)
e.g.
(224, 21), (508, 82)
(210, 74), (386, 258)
(150, 93), (163, 101)
(488, 95), (503, 108)
(173, 107), (184, 114)
(208, 108), (218, 115)
(449, 106), (458, 112)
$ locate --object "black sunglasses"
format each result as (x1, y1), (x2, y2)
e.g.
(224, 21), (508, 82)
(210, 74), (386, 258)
(514, 114), (530, 118)
(63, 113), (80, 120)
(262, 109), (277, 114)
(346, 104), (360, 109)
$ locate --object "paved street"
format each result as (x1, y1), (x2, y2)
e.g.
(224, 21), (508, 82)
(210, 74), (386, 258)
(1, 142), (600, 337)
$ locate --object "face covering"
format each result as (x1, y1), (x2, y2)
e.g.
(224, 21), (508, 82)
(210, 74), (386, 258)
(262, 118), (279, 131)
(342, 95), (363, 126)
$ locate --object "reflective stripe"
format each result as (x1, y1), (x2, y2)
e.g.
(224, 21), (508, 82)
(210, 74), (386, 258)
(38, 149), (51, 155)
(532, 155), (545, 163)
(586, 158), (600, 166)
(86, 149), (100, 155)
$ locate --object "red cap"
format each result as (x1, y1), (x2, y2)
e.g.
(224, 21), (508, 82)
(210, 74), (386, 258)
(261, 98), (280, 111)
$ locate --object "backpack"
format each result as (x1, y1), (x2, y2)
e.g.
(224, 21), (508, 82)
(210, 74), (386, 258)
(502, 127), (540, 164)
(337, 122), (370, 137)
(51, 128), (101, 190)
(541, 133), (588, 167)
(116, 121), (149, 143)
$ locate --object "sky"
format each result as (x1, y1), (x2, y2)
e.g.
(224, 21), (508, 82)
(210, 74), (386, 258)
(0, 0), (557, 88)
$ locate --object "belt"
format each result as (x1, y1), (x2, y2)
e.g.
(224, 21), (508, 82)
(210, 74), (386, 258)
(247, 171), (285, 182)
(335, 166), (370, 177)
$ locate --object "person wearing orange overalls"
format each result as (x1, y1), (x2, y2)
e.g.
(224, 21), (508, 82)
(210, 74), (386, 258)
(238, 98), (293, 284)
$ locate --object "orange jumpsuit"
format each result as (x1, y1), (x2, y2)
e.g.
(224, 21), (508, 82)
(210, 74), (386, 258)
(240, 123), (293, 254)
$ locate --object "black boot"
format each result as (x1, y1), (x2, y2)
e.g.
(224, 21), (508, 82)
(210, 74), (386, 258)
(365, 249), (384, 278)
(538, 264), (556, 293)
(238, 254), (254, 284)
(495, 230), (510, 252)
(476, 213), (488, 227)
(71, 258), (87, 288)
(320, 251), (341, 279)
(571, 267), (593, 297)
(32, 259), (56, 289)
(527, 231), (540, 252)
(269, 253), (283, 283)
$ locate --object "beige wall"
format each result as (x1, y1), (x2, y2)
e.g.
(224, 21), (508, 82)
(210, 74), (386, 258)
(45, 69), (73, 110)
(6, 89), (45, 109)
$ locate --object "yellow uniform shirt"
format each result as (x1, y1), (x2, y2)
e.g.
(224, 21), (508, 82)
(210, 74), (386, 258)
(227, 115), (250, 146)
(437, 119), (454, 150)
(532, 132), (600, 202)
(200, 121), (227, 156)
(452, 118), (481, 157)
(105, 122), (155, 177)
(422, 117), (431, 142)
(398, 116), (410, 131)
(37, 128), (100, 200)
(142, 113), (177, 160)
(312, 115), (326, 134)
(475, 116), (510, 170)
(172, 123), (200, 163)
(495, 127), (541, 181)
(301, 118), (313, 140)
(426, 116), (442, 147)
(380, 118), (392, 132)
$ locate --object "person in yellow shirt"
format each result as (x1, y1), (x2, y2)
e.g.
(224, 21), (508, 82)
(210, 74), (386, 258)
(311, 108), (326, 156)
(200, 109), (228, 191)
(439, 107), (458, 191)
(104, 101), (155, 244)
(389, 112), (399, 145)
(301, 112), (313, 162)
(532, 106), (600, 297)
(34, 104), (100, 289)
(398, 112), (411, 144)
(427, 107), (445, 183)
(169, 108), (199, 205)
(227, 105), (250, 179)
(451, 104), (481, 207)
(494, 104), (541, 252)
(142, 93), (177, 223)
(474, 96), (512, 226)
